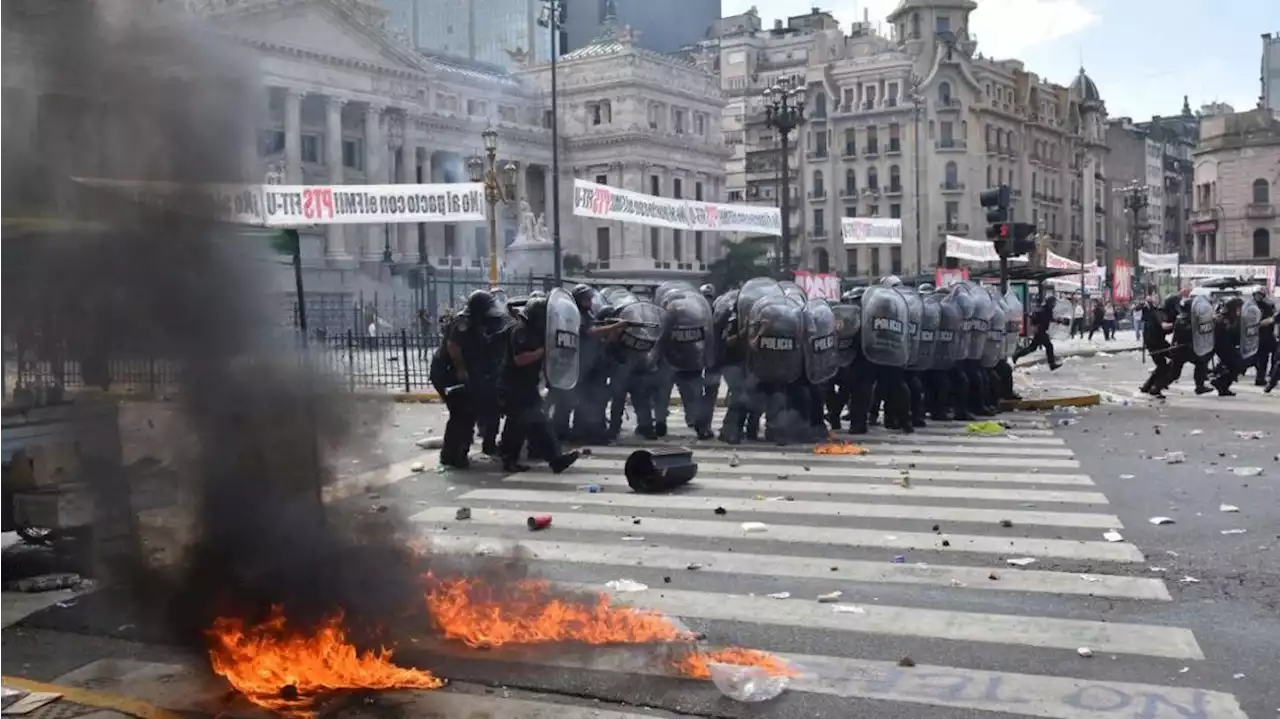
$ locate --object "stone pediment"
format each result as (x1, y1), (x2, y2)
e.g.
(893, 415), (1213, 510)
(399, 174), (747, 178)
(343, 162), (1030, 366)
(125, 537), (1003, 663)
(211, 0), (426, 75)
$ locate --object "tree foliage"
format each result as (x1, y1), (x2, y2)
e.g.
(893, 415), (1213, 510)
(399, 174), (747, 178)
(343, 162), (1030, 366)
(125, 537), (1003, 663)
(562, 252), (586, 276)
(707, 240), (770, 291)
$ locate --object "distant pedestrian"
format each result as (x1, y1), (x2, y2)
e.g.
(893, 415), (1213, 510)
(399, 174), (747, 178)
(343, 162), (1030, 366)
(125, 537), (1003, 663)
(1103, 302), (1116, 340)
(1070, 301), (1085, 338)
(1088, 301), (1104, 341)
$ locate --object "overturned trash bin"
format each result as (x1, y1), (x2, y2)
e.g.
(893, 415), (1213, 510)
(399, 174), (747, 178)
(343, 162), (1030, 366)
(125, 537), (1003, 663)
(624, 448), (698, 494)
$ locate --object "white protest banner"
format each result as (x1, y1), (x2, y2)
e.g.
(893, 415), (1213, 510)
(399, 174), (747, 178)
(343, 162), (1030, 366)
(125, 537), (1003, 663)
(944, 235), (1029, 263)
(1138, 250), (1180, 271)
(72, 178), (267, 225)
(792, 270), (841, 300)
(262, 183), (485, 226)
(1045, 250), (1097, 272)
(1181, 263), (1277, 291)
(841, 217), (902, 245)
(571, 179), (781, 236)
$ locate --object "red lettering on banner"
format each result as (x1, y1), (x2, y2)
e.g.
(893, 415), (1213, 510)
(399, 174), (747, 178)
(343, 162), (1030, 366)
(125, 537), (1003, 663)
(301, 187), (335, 221)
(592, 188), (612, 215)
(705, 205), (719, 229)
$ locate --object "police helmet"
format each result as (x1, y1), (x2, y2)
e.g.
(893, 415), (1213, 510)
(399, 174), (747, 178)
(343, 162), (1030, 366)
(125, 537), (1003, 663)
(1163, 295), (1182, 316)
(529, 290), (547, 299)
(699, 283), (716, 299)
(522, 296), (548, 332)
(465, 289), (498, 318)
(917, 283), (936, 294)
(847, 287), (867, 302)
(879, 275), (904, 287)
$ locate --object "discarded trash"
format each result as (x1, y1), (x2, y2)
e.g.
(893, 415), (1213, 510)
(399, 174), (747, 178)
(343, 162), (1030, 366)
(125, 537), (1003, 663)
(687, 563), (704, 571)
(1188, 429), (1203, 436)
(832, 604), (866, 614)
(708, 663), (790, 703)
(1006, 557), (1037, 567)
(604, 579), (648, 593)
(1180, 576), (1200, 584)
(1220, 529), (1247, 535)
(892, 555), (906, 563)
(1077, 647), (1094, 658)
(578, 484), (603, 493)
(625, 448), (699, 493)
(1220, 504), (1240, 513)
(714, 507), (728, 516)
(1079, 575), (1101, 583)
(527, 514), (553, 531)
(1056, 418), (1079, 427)
(965, 421), (1005, 435)
(816, 591), (843, 603)
(1103, 530), (1124, 543)
(1230, 467), (1263, 477)
(1160, 452), (1186, 464)
(1148, 516), (1176, 525)
(766, 591), (791, 600)
(1119, 474), (1135, 479)
(741, 521), (769, 533)
(454, 507), (472, 521)
(620, 536), (645, 541)
(54, 599), (78, 608)
(897, 656), (916, 667)
(5, 573), (83, 593)
(728, 454), (741, 468)
(999, 519), (1014, 528)
(1233, 431), (1266, 440)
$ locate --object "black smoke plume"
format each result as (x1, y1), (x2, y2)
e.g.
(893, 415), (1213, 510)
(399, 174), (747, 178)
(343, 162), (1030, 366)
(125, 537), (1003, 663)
(0, 0), (433, 645)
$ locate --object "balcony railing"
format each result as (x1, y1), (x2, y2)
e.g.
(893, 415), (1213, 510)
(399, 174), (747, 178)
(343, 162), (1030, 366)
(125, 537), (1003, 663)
(808, 190), (827, 201)
(806, 148), (830, 160)
(884, 183), (904, 195)
(940, 182), (965, 192)
(936, 138), (967, 151)
(864, 143), (880, 157)
(842, 144), (857, 158)
(887, 140), (902, 155)
(937, 222), (970, 235)
(840, 187), (858, 197)
(1246, 203), (1276, 219)
(809, 228), (829, 241)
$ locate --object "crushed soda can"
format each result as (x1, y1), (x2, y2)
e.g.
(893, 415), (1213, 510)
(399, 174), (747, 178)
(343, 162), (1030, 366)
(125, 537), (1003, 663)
(527, 515), (553, 530)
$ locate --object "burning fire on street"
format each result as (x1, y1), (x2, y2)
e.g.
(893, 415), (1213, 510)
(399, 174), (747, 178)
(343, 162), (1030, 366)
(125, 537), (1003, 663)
(814, 439), (869, 455)
(206, 574), (795, 715)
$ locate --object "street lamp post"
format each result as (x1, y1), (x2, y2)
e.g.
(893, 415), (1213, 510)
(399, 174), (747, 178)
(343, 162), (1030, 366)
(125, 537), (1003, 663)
(1116, 182), (1149, 296)
(467, 126), (518, 287)
(538, 0), (565, 281)
(762, 76), (806, 278)
(908, 78), (925, 275)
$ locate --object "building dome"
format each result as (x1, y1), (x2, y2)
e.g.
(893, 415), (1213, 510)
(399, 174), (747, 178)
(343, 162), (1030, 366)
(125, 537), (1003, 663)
(1069, 67), (1101, 103)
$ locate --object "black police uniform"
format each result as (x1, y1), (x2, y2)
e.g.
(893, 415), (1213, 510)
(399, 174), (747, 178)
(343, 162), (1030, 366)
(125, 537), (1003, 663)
(1254, 296), (1275, 387)
(499, 312), (579, 473)
(1011, 299), (1060, 368)
(1139, 299), (1173, 397)
(1211, 302), (1244, 395)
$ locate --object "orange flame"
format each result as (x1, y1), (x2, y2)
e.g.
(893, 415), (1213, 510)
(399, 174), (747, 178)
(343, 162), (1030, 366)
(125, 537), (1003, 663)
(206, 606), (443, 717)
(814, 440), (868, 455)
(676, 647), (798, 679)
(424, 575), (692, 649)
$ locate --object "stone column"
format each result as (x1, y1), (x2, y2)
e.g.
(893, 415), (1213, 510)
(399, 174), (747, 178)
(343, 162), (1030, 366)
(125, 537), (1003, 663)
(398, 137), (418, 262)
(541, 165), (553, 217)
(284, 89), (303, 184)
(363, 104), (386, 262)
(515, 162), (529, 210)
(324, 96), (349, 261)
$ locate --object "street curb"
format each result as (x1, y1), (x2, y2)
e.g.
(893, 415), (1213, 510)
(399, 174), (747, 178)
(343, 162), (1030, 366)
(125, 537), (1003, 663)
(1016, 345), (1143, 368)
(1, 675), (181, 719)
(999, 393), (1101, 411)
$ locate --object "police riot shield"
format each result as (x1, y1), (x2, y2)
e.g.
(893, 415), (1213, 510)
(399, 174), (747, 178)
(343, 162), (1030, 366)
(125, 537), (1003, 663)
(779, 281), (808, 307)
(860, 285), (910, 367)
(935, 294), (963, 370)
(1240, 298), (1262, 361)
(746, 295), (805, 384)
(832, 303), (861, 367)
(1003, 287), (1024, 358)
(1191, 294), (1215, 358)
(543, 286), (582, 390)
(615, 301), (664, 371)
(917, 294), (941, 370)
(966, 285), (994, 361)
(655, 280), (698, 309)
(490, 289), (509, 314)
(983, 294), (1006, 369)
(661, 291), (714, 371)
(802, 299), (840, 384)
(713, 290), (739, 319)
(898, 288), (924, 369)
(737, 277), (783, 324)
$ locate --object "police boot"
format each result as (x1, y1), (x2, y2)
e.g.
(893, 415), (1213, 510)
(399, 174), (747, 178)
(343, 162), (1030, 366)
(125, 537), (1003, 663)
(655, 421), (669, 438)
(439, 448), (470, 470)
(718, 409), (743, 444)
(607, 420), (622, 441)
(744, 413), (761, 441)
(549, 450), (581, 474)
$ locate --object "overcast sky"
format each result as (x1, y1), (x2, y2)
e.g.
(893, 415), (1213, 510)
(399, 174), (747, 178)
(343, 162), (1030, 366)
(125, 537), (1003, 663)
(722, 0), (1278, 120)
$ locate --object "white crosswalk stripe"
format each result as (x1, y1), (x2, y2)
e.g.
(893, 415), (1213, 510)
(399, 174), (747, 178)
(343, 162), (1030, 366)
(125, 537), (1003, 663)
(410, 419), (1248, 718)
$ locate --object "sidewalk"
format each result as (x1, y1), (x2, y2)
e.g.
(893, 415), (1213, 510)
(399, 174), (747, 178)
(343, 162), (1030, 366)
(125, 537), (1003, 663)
(1013, 335), (1142, 368)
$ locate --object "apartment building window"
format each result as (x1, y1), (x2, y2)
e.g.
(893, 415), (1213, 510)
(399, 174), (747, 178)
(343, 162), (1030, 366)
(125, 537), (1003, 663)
(868, 204), (879, 216)
(846, 249), (859, 275)
(870, 247), (881, 274)
(1253, 178), (1270, 204)
(466, 99), (488, 117)
(845, 205), (858, 218)
(596, 227), (611, 262)
(844, 169), (856, 195)
(887, 83), (900, 105)
(867, 126), (879, 154)
(695, 182), (704, 201)
(595, 173), (608, 185)
(935, 14), (951, 32)
(695, 231), (704, 261)
(944, 200), (959, 226)
(844, 128), (857, 155)
(649, 228), (660, 259)
(890, 203), (901, 219)
(694, 113), (706, 136)
(888, 124), (901, 153)
(673, 178), (683, 199)
(944, 162), (958, 187)
(998, 167), (1005, 185)
(938, 82), (952, 104)
(300, 133), (321, 164)
(843, 88), (855, 108)
(543, 110), (554, 128)
(589, 100), (611, 125)
(867, 166), (878, 191)
(889, 165), (902, 192)
(890, 247), (902, 274)
(650, 175), (661, 195)
(813, 209), (825, 236)
(865, 85), (877, 108)
(812, 170), (824, 197)
(940, 121), (954, 146)
(1253, 229), (1271, 258)
(673, 108), (687, 134)
(673, 231), (683, 261)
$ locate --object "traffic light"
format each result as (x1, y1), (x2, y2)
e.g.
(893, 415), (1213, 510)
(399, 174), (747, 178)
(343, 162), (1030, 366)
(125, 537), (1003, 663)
(1009, 222), (1037, 256)
(980, 185), (1011, 230)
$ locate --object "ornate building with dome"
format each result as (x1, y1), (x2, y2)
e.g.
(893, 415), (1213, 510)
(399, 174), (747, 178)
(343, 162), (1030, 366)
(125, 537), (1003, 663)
(781, 0), (1110, 276)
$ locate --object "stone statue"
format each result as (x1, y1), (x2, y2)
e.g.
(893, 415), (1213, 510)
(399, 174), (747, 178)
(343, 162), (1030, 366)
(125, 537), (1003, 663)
(533, 213), (550, 243)
(516, 199), (535, 241)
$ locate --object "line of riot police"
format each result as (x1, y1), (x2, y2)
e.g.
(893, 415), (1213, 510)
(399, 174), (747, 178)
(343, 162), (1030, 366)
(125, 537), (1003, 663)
(1137, 286), (1274, 398)
(432, 274), (1031, 465)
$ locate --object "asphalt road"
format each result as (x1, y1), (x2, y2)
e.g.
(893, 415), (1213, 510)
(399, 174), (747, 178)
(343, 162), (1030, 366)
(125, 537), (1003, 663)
(5, 386), (1276, 719)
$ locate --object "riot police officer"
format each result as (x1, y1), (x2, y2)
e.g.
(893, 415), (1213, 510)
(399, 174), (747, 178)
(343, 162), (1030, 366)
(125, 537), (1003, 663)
(1252, 289), (1275, 387)
(1139, 296), (1173, 398)
(699, 284), (724, 420)
(498, 296), (580, 473)
(849, 278), (912, 435)
(440, 290), (508, 466)
(1211, 297), (1245, 396)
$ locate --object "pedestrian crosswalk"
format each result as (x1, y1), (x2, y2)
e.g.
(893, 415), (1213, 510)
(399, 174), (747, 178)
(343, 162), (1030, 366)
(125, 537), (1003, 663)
(408, 414), (1249, 718)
